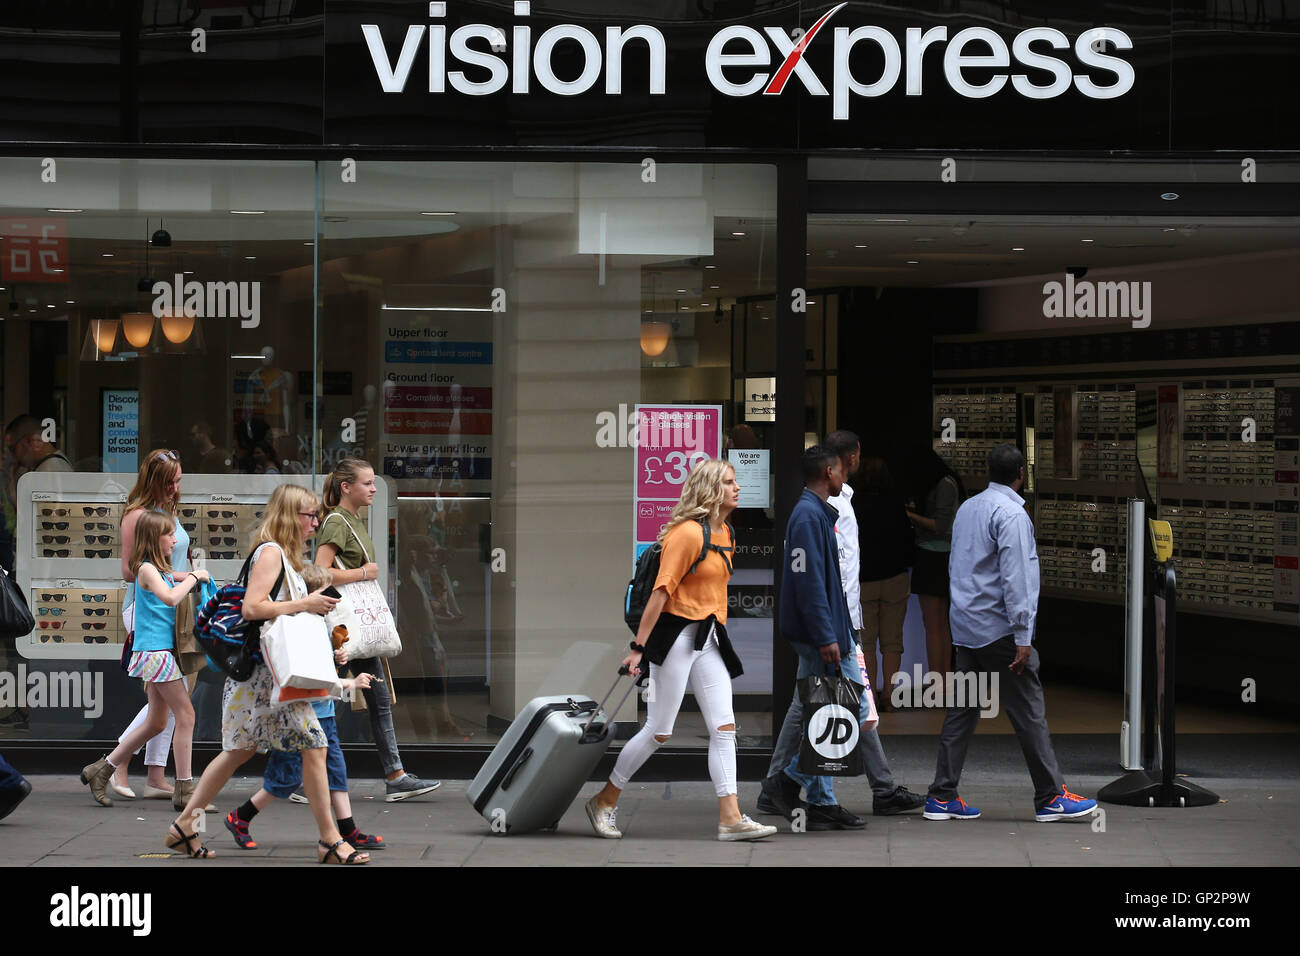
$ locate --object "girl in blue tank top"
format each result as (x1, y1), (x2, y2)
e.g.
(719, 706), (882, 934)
(80, 512), (210, 809)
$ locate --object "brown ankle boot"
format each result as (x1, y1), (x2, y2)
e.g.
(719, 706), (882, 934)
(80, 756), (114, 807)
(172, 778), (216, 813)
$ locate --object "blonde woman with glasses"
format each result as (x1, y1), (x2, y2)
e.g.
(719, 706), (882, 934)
(165, 484), (368, 863)
(586, 459), (775, 842)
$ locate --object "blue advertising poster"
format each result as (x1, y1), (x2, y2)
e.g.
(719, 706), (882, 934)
(102, 389), (139, 473)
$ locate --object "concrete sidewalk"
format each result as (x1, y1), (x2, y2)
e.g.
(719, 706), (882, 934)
(5, 763), (1297, 867)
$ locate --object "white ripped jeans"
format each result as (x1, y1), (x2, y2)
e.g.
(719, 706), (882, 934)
(609, 623), (737, 798)
(118, 674), (190, 767)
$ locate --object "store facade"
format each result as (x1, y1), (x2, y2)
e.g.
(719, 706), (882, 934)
(2, 2), (1297, 771)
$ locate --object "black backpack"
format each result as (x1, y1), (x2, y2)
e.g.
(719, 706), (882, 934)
(624, 516), (734, 634)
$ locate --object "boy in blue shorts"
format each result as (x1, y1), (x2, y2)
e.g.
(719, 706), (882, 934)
(224, 565), (385, 851)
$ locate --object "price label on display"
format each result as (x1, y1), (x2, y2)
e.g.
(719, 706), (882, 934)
(642, 449), (709, 487)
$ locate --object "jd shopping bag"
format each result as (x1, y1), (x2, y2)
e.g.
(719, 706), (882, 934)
(796, 671), (865, 776)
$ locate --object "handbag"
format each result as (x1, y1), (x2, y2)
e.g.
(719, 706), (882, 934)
(174, 586), (208, 676)
(261, 611), (343, 692)
(194, 555), (281, 682)
(0, 563), (34, 640)
(322, 512), (402, 660)
(796, 666), (865, 777)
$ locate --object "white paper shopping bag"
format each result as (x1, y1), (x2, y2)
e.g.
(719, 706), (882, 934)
(261, 612), (339, 690)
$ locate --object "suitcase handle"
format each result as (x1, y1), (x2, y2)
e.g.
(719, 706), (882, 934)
(501, 746), (533, 791)
(580, 669), (640, 741)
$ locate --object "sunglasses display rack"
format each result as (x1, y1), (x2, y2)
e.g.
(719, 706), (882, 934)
(15, 473), (391, 661)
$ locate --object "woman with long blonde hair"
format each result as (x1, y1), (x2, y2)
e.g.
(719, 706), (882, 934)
(585, 459), (775, 842)
(164, 484), (369, 863)
(109, 449), (200, 803)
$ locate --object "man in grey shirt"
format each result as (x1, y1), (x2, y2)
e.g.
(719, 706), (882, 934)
(924, 444), (1097, 823)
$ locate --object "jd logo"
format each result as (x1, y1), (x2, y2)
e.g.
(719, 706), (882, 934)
(807, 703), (858, 759)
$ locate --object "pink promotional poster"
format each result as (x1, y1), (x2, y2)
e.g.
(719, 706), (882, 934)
(634, 405), (722, 558)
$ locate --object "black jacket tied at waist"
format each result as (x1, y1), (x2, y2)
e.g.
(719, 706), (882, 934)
(643, 611), (744, 680)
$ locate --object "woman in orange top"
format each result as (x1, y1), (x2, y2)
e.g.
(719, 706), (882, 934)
(585, 459), (776, 843)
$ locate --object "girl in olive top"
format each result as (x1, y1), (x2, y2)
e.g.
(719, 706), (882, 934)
(586, 459), (776, 843)
(315, 459), (441, 802)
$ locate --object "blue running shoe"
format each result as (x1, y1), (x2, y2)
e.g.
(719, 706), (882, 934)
(1036, 787), (1097, 822)
(923, 796), (982, 820)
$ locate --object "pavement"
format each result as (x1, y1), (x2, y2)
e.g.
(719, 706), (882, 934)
(4, 734), (1298, 867)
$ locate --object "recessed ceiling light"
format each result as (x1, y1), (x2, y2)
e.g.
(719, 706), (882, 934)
(420, 211), (456, 216)
(914, 237), (935, 243)
(1081, 238), (1094, 243)
(906, 259), (919, 264)
(1012, 247), (1025, 252)
(230, 209), (265, 215)
(46, 208), (82, 213)
(676, 289), (687, 293)
(731, 231), (746, 237)
(183, 270), (194, 275)
(243, 256), (256, 260)
(1162, 227), (1177, 232)
(700, 302), (709, 307)
(1160, 192), (1179, 201)
(854, 244), (867, 249)
(46, 304), (55, 309)
(704, 264), (716, 269)
(101, 253), (113, 257)
(51, 268), (64, 273)
(66, 300), (75, 304)
(644, 309), (652, 314)
(680, 306), (689, 311)
(303, 241), (315, 246)
(28, 309), (35, 313)
(709, 285), (719, 289)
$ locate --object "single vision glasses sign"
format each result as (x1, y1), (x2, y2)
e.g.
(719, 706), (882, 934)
(362, 4), (1135, 119)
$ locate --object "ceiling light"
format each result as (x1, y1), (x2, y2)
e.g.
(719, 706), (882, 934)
(47, 208), (83, 213)
(700, 302), (709, 307)
(420, 211), (456, 216)
(66, 300), (75, 304)
(121, 312), (155, 348)
(914, 237), (934, 243)
(1081, 238), (1094, 243)
(854, 244), (867, 248)
(1162, 227), (1177, 232)
(731, 231), (746, 237)
(304, 241), (315, 246)
(1012, 247), (1025, 251)
(676, 289), (687, 293)
(230, 209), (265, 215)
(704, 264), (716, 269)
(640, 321), (671, 357)
(46, 304), (55, 309)
(1160, 192), (1179, 201)
(101, 253), (113, 257)
(906, 260), (919, 264)
(709, 285), (719, 289)
(151, 228), (171, 247)
(876, 218), (909, 223)
(243, 256), (256, 260)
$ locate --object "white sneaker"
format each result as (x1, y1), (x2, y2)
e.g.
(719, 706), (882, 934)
(584, 795), (622, 839)
(718, 815), (778, 842)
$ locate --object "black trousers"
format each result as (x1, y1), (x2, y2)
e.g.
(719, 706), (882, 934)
(928, 636), (1065, 810)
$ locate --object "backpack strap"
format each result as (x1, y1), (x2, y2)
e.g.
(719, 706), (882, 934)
(687, 516), (735, 576)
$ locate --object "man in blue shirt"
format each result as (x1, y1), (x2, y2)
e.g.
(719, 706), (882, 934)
(924, 444), (1097, 823)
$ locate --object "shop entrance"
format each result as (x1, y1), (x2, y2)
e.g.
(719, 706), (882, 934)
(808, 203), (1300, 735)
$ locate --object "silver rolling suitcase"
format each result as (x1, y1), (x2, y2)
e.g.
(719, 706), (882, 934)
(468, 671), (637, 834)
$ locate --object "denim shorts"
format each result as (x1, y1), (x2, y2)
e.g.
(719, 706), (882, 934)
(262, 716), (348, 796)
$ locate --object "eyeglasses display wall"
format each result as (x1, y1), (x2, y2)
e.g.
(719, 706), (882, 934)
(930, 386), (1019, 481)
(933, 372), (1299, 624)
(14, 473), (391, 661)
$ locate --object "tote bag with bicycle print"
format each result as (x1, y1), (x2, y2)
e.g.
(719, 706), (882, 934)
(321, 511), (402, 660)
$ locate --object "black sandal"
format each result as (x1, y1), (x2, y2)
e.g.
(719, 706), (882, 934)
(317, 839), (369, 864)
(165, 823), (214, 859)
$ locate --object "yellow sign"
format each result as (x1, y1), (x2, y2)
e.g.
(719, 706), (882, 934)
(1148, 519), (1173, 562)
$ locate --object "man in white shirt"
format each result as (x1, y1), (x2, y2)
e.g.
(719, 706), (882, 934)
(759, 430), (925, 822)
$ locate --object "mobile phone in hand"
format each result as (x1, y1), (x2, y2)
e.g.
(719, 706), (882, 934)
(322, 586), (342, 599)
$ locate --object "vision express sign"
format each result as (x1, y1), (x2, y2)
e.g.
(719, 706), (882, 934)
(326, 1), (1163, 149)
